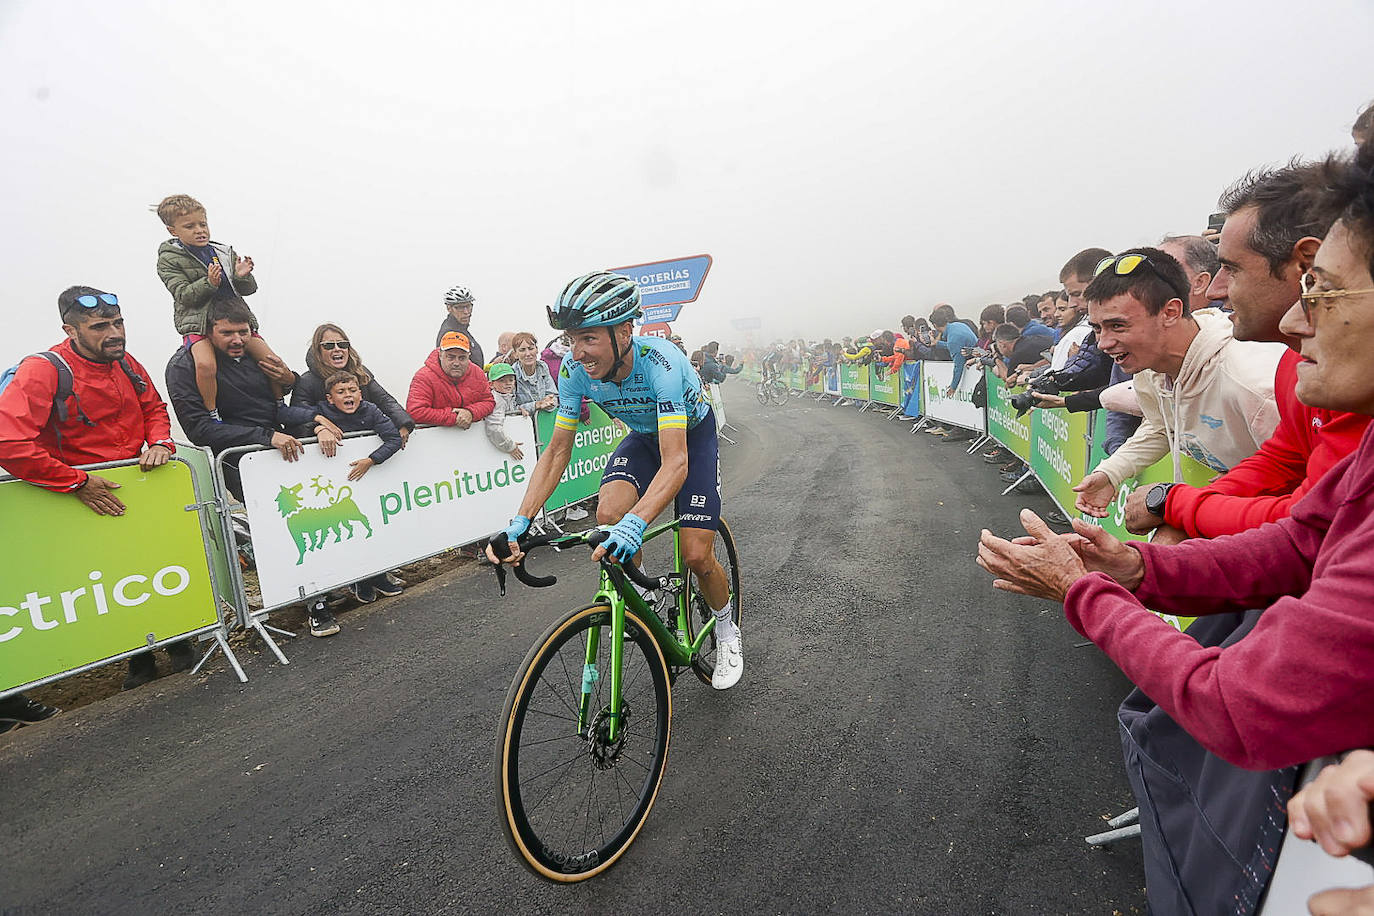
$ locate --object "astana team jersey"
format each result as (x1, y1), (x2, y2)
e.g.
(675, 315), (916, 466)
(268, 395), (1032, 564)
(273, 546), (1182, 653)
(555, 335), (710, 437)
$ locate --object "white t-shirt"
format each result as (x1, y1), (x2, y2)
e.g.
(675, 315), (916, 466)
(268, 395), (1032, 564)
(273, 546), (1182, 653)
(1050, 321), (1092, 370)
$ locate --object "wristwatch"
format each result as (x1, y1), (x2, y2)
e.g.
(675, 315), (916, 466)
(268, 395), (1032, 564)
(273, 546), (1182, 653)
(1145, 482), (1176, 517)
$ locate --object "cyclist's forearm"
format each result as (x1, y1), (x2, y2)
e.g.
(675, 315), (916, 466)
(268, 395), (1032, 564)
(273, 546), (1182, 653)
(516, 439), (572, 518)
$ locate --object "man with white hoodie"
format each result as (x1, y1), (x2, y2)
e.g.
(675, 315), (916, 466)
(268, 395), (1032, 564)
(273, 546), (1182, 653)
(1072, 246), (1284, 518)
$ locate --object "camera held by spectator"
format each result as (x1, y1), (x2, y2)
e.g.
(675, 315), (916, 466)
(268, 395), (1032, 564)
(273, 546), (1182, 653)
(1010, 371), (1062, 416)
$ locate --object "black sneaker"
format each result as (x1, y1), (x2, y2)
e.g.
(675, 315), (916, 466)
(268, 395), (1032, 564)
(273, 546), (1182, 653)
(0, 692), (60, 726)
(352, 581), (377, 604)
(371, 575), (403, 598)
(123, 652), (159, 690)
(385, 572), (406, 588)
(1044, 510), (1072, 528)
(323, 587), (352, 609)
(167, 640), (199, 673)
(309, 606), (340, 637)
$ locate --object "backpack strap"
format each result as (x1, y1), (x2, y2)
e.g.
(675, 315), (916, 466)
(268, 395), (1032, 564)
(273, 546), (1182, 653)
(33, 351), (93, 427)
(117, 357), (148, 395)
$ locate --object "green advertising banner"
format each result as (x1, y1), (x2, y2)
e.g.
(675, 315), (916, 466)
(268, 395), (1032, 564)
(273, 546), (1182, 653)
(807, 368), (825, 394)
(984, 370), (1032, 461)
(0, 461), (219, 693)
(1029, 407), (1092, 517)
(839, 364), (870, 400)
(786, 367), (803, 391)
(868, 364), (901, 406)
(534, 404), (630, 511)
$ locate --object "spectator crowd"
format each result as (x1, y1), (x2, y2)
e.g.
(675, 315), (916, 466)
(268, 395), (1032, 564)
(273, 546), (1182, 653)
(733, 108), (1374, 913)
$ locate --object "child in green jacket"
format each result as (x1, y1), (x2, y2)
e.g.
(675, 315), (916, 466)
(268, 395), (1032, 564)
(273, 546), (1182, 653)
(155, 194), (289, 418)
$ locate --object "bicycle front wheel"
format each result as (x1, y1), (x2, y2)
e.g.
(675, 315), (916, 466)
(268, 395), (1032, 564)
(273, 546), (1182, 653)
(685, 518), (743, 687)
(769, 381), (789, 406)
(496, 603), (672, 882)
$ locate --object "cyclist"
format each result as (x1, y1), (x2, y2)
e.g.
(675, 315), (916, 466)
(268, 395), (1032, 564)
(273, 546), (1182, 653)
(760, 343), (784, 384)
(488, 271), (743, 689)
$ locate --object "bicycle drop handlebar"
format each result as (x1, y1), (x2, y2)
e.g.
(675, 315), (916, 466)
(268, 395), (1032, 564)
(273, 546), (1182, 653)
(489, 528), (668, 595)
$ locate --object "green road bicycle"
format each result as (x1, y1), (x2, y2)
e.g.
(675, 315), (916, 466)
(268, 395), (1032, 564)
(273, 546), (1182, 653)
(756, 373), (788, 406)
(491, 517), (742, 882)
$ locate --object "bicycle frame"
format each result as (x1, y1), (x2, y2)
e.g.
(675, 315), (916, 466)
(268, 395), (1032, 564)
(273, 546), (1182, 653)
(577, 520), (716, 743)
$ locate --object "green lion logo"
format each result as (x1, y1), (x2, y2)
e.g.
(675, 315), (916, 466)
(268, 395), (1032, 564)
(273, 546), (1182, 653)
(274, 481), (373, 565)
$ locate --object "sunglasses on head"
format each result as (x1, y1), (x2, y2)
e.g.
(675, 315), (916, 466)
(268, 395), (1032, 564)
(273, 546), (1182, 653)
(1094, 254), (1157, 278)
(75, 293), (119, 309)
(320, 340), (350, 351)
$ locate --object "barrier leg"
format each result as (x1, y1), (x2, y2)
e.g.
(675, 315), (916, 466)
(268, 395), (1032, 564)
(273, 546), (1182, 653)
(1085, 823), (1141, 846)
(910, 417), (929, 434)
(1108, 806), (1140, 828)
(718, 430), (737, 445)
(966, 434), (990, 454)
(1000, 468), (1033, 496)
(191, 630), (249, 683)
(251, 618), (292, 666)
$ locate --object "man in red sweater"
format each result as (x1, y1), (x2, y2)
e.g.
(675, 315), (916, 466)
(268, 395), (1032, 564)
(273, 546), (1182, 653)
(405, 331), (495, 428)
(1122, 163), (1368, 539)
(0, 285), (189, 702)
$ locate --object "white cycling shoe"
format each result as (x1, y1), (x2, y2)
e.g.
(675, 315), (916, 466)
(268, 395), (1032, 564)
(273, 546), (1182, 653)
(711, 637), (744, 690)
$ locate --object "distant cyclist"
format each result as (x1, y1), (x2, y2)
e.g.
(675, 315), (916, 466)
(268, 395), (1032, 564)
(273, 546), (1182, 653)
(760, 343), (784, 384)
(488, 271), (743, 689)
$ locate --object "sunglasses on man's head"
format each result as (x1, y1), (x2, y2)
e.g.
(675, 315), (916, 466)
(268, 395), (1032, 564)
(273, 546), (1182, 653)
(1094, 254), (1157, 278)
(320, 340), (351, 351)
(75, 293), (119, 309)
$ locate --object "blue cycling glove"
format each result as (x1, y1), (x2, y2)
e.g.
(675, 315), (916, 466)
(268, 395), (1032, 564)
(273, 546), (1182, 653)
(601, 513), (648, 562)
(503, 515), (531, 544)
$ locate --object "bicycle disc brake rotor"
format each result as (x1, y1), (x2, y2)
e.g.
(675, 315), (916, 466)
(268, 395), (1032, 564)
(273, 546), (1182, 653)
(587, 702), (632, 770)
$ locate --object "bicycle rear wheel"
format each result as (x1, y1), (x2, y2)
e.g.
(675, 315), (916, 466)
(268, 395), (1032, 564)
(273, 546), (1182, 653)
(496, 603), (672, 882)
(755, 382), (770, 405)
(684, 518), (743, 686)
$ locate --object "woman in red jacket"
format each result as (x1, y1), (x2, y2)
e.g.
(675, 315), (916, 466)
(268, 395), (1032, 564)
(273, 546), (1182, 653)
(405, 331), (495, 428)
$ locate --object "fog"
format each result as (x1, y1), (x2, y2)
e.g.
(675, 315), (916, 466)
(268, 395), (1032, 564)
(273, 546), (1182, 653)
(2, 0), (1370, 396)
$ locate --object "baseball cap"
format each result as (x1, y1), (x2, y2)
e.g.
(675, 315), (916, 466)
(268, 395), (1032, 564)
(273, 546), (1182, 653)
(487, 362), (515, 382)
(439, 331), (471, 352)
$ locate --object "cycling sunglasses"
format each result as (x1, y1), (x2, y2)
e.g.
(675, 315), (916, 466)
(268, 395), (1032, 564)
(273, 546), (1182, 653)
(75, 293), (119, 309)
(320, 340), (351, 351)
(1093, 254), (1157, 278)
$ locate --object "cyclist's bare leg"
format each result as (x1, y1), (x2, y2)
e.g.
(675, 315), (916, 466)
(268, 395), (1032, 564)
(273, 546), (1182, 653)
(679, 526), (729, 610)
(595, 480), (640, 527)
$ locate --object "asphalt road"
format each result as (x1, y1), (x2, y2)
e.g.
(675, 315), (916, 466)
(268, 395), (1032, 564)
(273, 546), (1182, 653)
(2, 391), (1146, 915)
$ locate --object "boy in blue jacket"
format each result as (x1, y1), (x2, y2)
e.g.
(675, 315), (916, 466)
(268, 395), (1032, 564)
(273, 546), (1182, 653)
(308, 371), (404, 480)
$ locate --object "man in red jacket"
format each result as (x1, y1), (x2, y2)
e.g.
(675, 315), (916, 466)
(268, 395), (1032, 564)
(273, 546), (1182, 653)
(405, 331), (495, 428)
(1122, 162), (1369, 539)
(0, 285), (191, 699)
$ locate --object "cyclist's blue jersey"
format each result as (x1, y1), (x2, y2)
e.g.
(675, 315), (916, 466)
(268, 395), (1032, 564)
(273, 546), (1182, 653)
(555, 335), (710, 437)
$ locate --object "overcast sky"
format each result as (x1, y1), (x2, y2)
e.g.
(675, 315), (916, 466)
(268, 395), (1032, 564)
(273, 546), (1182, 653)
(2, 0), (1370, 394)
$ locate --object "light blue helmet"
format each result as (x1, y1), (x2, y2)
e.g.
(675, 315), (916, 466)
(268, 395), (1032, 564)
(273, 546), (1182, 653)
(547, 271), (642, 330)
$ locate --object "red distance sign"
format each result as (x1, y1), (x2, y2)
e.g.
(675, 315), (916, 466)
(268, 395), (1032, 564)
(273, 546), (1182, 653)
(640, 322), (672, 339)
